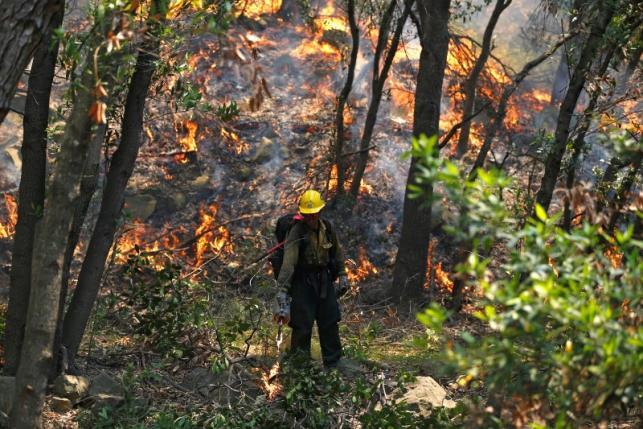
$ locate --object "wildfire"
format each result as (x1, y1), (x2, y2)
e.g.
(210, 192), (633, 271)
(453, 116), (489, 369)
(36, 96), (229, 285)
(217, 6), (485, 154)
(0, 194), (17, 239)
(425, 239), (454, 292)
(236, 0), (282, 19)
(327, 164), (374, 196)
(116, 222), (185, 270)
(221, 127), (250, 155)
(347, 245), (379, 284)
(259, 361), (283, 401)
(195, 202), (233, 266)
(605, 246), (623, 269)
(175, 119), (199, 164)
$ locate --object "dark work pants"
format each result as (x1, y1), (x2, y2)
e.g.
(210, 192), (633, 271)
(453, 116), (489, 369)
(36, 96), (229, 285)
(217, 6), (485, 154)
(288, 270), (342, 366)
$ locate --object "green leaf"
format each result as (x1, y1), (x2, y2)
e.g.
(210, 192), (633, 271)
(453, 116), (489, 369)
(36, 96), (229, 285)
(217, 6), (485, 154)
(534, 203), (548, 222)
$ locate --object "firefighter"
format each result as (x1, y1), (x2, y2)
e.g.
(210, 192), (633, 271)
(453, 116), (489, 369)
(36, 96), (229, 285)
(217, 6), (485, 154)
(274, 190), (350, 368)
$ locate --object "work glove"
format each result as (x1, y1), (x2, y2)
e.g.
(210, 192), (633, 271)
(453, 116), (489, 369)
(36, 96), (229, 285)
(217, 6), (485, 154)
(336, 276), (350, 298)
(273, 290), (291, 325)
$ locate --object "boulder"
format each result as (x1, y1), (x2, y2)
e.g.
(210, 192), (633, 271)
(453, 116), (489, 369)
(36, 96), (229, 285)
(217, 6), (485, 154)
(91, 394), (125, 411)
(190, 175), (210, 188)
(53, 374), (90, 402)
(251, 137), (274, 163)
(50, 396), (73, 413)
(89, 372), (124, 397)
(0, 376), (15, 415)
(123, 194), (157, 220)
(400, 376), (456, 414)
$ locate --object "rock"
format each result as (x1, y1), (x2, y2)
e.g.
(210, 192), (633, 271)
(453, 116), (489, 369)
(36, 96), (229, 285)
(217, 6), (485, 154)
(169, 192), (187, 211)
(89, 372), (124, 397)
(53, 374), (90, 402)
(0, 376), (15, 415)
(190, 175), (210, 188)
(4, 146), (21, 171)
(251, 137), (274, 163)
(123, 194), (157, 220)
(236, 166), (252, 182)
(91, 394), (125, 411)
(50, 396), (73, 413)
(400, 376), (456, 414)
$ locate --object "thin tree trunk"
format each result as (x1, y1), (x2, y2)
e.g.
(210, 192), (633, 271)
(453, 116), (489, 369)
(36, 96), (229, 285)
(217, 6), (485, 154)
(62, 35), (161, 362)
(392, 0), (451, 306)
(596, 155), (627, 213)
(455, 0), (511, 158)
(51, 124), (106, 378)
(550, 0), (586, 104)
(468, 34), (572, 179)
(0, 0), (62, 125)
(562, 48), (615, 230)
(333, 0), (359, 201)
(349, 0), (412, 199)
(9, 64), (96, 429)
(607, 153), (642, 230)
(3, 1), (64, 376)
(534, 0), (616, 213)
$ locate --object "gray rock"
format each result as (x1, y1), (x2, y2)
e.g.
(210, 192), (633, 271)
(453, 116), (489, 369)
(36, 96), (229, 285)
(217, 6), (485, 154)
(400, 376), (456, 414)
(190, 175), (210, 188)
(89, 372), (124, 397)
(251, 137), (274, 163)
(169, 192), (187, 211)
(123, 194), (157, 220)
(91, 394), (125, 411)
(0, 376), (15, 415)
(53, 374), (90, 402)
(4, 146), (21, 172)
(50, 396), (73, 413)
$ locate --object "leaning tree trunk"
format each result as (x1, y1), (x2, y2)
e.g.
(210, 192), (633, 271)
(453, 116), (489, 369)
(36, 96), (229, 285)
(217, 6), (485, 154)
(349, 0), (412, 199)
(534, 0), (616, 213)
(455, 0), (511, 158)
(51, 124), (106, 378)
(333, 0), (359, 201)
(9, 64), (97, 429)
(562, 47), (615, 230)
(62, 35), (161, 362)
(0, 0), (62, 125)
(468, 34), (572, 179)
(392, 0), (451, 307)
(3, 0), (64, 376)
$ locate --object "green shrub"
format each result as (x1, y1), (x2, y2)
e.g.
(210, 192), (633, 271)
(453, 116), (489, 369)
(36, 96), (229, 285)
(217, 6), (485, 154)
(410, 134), (642, 427)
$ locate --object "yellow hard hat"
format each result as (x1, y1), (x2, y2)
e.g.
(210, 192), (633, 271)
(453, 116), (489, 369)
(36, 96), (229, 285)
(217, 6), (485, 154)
(299, 190), (325, 214)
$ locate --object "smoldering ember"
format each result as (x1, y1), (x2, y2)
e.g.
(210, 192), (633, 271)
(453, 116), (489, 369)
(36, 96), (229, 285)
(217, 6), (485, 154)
(0, 1), (640, 428)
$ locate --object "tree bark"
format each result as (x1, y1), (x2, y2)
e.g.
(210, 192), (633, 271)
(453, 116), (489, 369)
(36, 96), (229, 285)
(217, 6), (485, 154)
(455, 0), (511, 158)
(349, 0), (412, 199)
(0, 0), (62, 125)
(534, 0), (616, 213)
(9, 64), (96, 429)
(3, 0), (64, 376)
(392, 0), (451, 306)
(62, 35), (161, 361)
(562, 48), (615, 230)
(607, 152), (642, 230)
(333, 0), (359, 201)
(51, 124), (106, 378)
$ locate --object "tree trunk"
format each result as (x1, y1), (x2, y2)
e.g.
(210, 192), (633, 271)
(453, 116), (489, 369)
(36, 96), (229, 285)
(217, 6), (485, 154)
(9, 64), (96, 429)
(51, 124), (106, 378)
(3, 1), (64, 376)
(534, 0), (616, 213)
(392, 0), (451, 306)
(333, 0), (359, 201)
(562, 48), (615, 230)
(62, 36), (160, 362)
(607, 153), (642, 230)
(0, 0), (62, 125)
(349, 0), (412, 199)
(455, 0), (511, 158)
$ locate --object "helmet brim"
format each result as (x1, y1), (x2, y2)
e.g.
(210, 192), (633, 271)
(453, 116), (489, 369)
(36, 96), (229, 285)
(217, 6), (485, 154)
(299, 202), (325, 214)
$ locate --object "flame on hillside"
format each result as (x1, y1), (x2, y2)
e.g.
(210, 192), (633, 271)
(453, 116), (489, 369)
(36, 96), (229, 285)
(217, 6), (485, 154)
(0, 194), (17, 239)
(175, 120), (199, 164)
(221, 128), (250, 155)
(605, 246), (623, 269)
(328, 164), (374, 196)
(195, 202), (233, 266)
(425, 240), (454, 292)
(259, 361), (282, 401)
(116, 222), (185, 270)
(347, 245), (379, 284)
(237, 0), (282, 19)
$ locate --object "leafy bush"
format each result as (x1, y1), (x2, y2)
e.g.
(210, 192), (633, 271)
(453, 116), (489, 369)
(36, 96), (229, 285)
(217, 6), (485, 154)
(215, 100), (240, 121)
(410, 134), (642, 427)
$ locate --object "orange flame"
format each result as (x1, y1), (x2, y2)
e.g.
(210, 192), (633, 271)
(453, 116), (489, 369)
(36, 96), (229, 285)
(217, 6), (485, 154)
(347, 245), (379, 284)
(221, 128), (249, 155)
(195, 202), (233, 266)
(605, 246), (623, 269)
(116, 222), (185, 270)
(175, 120), (198, 164)
(259, 361), (282, 401)
(0, 194), (17, 238)
(425, 240), (454, 292)
(236, 0), (282, 19)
